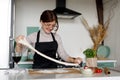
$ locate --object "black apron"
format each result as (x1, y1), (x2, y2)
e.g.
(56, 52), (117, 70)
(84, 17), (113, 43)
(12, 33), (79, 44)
(32, 30), (58, 69)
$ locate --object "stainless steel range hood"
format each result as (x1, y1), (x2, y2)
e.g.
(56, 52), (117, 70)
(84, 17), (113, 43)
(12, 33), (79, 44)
(53, 0), (81, 19)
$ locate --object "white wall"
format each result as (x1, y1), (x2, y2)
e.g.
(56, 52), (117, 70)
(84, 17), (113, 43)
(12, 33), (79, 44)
(15, 0), (98, 58)
(104, 0), (120, 67)
(0, 0), (11, 68)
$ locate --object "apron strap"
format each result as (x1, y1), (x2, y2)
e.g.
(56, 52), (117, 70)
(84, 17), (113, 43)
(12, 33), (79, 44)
(36, 30), (40, 42)
(51, 33), (56, 41)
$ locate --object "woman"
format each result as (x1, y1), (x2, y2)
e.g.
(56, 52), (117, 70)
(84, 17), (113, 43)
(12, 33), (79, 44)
(15, 10), (82, 69)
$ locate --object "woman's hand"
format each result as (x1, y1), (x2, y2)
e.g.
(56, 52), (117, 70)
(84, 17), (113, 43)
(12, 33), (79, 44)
(16, 35), (25, 43)
(67, 57), (82, 64)
(73, 57), (82, 64)
(15, 35), (25, 53)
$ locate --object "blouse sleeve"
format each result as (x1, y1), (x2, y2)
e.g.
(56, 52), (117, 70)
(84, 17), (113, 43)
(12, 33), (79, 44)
(54, 34), (70, 61)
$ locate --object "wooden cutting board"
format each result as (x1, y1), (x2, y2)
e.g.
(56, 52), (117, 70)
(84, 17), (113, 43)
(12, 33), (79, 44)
(28, 68), (81, 74)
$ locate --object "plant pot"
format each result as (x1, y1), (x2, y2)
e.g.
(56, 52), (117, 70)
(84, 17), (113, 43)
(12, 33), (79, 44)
(86, 57), (97, 67)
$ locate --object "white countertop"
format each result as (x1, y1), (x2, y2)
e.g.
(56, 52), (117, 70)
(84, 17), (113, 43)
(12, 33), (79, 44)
(0, 68), (120, 80)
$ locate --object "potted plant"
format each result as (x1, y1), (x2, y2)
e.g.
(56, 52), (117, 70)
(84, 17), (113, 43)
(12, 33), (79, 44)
(83, 48), (97, 67)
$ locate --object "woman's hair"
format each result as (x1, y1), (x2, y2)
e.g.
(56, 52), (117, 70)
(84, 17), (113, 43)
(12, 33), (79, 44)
(40, 10), (59, 31)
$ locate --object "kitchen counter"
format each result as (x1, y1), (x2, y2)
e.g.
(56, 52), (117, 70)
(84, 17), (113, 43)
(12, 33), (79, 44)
(0, 68), (120, 80)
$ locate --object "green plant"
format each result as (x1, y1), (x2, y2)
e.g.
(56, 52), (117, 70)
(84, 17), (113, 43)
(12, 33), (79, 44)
(83, 48), (96, 58)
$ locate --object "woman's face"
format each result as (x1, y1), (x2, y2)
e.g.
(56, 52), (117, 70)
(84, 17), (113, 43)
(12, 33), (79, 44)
(41, 21), (56, 34)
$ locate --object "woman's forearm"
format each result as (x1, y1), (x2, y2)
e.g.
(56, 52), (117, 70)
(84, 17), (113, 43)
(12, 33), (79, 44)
(67, 57), (76, 63)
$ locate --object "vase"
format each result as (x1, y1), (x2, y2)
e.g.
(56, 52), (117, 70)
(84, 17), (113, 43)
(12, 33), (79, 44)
(86, 57), (97, 67)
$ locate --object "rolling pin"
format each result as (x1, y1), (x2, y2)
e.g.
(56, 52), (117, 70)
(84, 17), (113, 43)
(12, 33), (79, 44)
(103, 67), (111, 74)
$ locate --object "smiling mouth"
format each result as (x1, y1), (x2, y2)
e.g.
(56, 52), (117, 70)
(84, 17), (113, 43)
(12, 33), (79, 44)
(45, 28), (52, 33)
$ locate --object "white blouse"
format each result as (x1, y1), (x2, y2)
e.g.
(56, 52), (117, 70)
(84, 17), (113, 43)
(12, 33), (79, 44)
(23, 28), (70, 61)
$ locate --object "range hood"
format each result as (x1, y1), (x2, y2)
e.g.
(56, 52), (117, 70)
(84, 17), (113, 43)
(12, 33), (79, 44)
(53, 0), (81, 19)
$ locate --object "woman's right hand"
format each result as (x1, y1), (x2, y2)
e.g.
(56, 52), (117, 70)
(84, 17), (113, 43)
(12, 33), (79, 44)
(16, 35), (25, 43)
(15, 35), (25, 52)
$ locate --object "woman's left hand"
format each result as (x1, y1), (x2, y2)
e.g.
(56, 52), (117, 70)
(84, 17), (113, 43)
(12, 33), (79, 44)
(74, 57), (82, 64)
